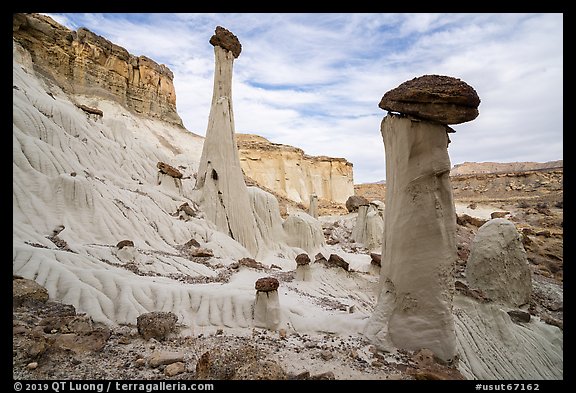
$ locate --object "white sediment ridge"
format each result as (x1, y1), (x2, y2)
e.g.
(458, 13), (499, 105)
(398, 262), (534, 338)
(12, 39), (562, 380)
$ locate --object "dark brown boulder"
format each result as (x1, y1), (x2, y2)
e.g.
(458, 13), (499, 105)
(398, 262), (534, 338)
(379, 75), (480, 125)
(370, 253), (382, 267)
(507, 310), (531, 324)
(239, 257), (266, 269)
(255, 277), (279, 292)
(157, 162), (183, 178)
(456, 214), (488, 228)
(345, 195), (369, 212)
(295, 253), (311, 266)
(209, 26), (242, 58)
(327, 254), (349, 271)
(116, 239), (134, 249)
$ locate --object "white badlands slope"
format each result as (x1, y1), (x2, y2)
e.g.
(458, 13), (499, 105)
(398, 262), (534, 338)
(12, 40), (562, 380)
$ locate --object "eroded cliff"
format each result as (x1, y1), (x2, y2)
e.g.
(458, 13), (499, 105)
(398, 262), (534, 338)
(13, 13), (182, 126)
(237, 134), (354, 206)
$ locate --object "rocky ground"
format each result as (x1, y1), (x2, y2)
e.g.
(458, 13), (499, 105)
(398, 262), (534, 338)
(13, 167), (562, 381)
(13, 279), (465, 381)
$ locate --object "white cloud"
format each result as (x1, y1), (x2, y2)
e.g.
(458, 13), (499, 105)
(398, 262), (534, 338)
(44, 12), (563, 184)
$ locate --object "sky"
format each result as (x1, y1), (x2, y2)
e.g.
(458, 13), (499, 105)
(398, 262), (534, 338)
(44, 13), (563, 184)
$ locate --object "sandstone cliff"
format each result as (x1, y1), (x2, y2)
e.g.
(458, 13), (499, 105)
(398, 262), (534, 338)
(13, 13), (182, 126)
(237, 134), (354, 206)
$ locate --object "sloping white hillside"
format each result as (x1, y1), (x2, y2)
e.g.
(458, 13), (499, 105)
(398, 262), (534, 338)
(12, 39), (562, 380)
(12, 39), (373, 332)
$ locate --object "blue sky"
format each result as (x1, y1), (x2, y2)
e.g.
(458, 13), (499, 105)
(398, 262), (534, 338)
(45, 13), (563, 184)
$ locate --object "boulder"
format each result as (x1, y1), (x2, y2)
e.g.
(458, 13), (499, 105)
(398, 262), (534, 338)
(157, 162), (183, 178)
(345, 195), (369, 212)
(326, 254), (349, 271)
(466, 218), (532, 307)
(209, 26), (242, 58)
(255, 277), (279, 292)
(378, 75), (480, 124)
(232, 359), (287, 380)
(195, 345), (258, 379)
(295, 253), (311, 266)
(136, 311), (178, 341)
(13, 277), (49, 306)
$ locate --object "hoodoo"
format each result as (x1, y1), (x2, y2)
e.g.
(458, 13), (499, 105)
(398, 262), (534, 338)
(194, 26), (263, 256)
(365, 75), (480, 361)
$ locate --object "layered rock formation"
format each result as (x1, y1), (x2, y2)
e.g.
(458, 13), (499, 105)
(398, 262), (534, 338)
(451, 160), (563, 176)
(237, 134), (354, 206)
(366, 75), (481, 361)
(13, 13), (182, 125)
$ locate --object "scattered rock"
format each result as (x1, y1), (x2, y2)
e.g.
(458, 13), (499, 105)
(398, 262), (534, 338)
(178, 202), (198, 217)
(378, 74), (480, 124)
(13, 277), (49, 307)
(164, 362), (186, 377)
(136, 311), (178, 341)
(232, 359), (287, 380)
(239, 257), (267, 269)
(491, 211), (510, 219)
(290, 371), (310, 380)
(27, 362), (38, 370)
(507, 310), (531, 324)
(315, 253), (328, 263)
(51, 329), (111, 353)
(184, 238), (201, 248)
(408, 348), (466, 380)
(320, 350), (333, 361)
(195, 345), (258, 380)
(536, 230), (551, 238)
(454, 280), (490, 303)
(157, 162), (183, 178)
(456, 214), (488, 227)
(148, 351), (185, 368)
(326, 254), (349, 271)
(191, 248), (214, 257)
(309, 371), (336, 380)
(76, 103), (103, 116)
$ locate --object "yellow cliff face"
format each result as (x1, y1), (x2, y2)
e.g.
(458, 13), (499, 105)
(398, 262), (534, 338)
(237, 134), (354, 206)
(13, 13), (182, 126)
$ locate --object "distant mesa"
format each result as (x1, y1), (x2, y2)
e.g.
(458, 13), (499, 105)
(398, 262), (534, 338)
(379, 74), (480, 125)
(209, 26), (242, 58)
